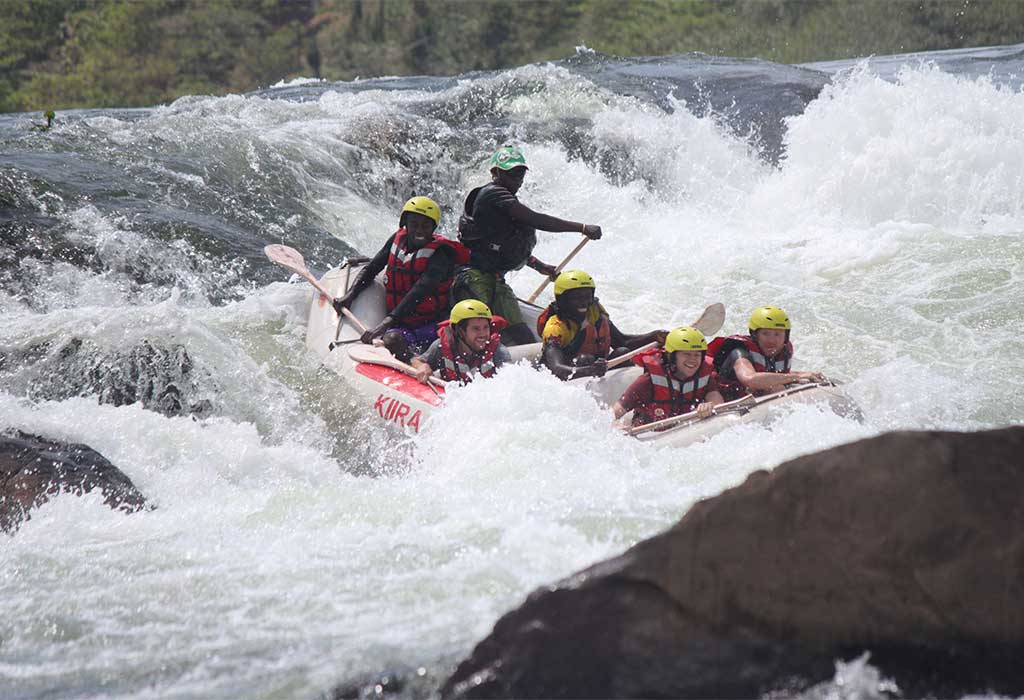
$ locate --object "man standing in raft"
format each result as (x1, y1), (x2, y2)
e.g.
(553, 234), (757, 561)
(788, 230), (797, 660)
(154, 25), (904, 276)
(333, 196), (469, 362)
(454, 145), (603, 346)
(539, 269), (667, 380)
(411, 300), (512, 385)
(612, 326), (724, 427)
(708, 306), (825, 401)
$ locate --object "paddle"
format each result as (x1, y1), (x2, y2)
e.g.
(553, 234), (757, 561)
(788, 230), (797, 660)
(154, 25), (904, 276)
(526, 235), (589, 303)
(348, 345), (447, 390)
(692, 302), (726, 337)
(627, 393), (757, 436)
(263, 244), (369, 333)
(604, 302), (727, 370)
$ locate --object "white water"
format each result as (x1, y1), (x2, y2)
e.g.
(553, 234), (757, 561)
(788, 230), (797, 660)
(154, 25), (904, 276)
(3, 61), (1024, 699)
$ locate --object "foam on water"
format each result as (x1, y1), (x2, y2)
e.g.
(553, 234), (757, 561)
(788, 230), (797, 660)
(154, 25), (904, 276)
(2, 57), (1023, 699)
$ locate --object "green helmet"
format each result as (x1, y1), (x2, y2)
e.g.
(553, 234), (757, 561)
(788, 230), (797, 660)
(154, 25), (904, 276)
(664, 326), (708, 353)
(450, 299), (493, 325)
(748, 306), (791, 333)
(490, 145), (528, 171)
(554, 269), (596, 296)
(44, 110), (55, 120)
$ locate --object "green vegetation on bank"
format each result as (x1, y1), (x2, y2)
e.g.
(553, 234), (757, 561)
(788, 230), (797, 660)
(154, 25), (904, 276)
(2, 0), (1023, 113)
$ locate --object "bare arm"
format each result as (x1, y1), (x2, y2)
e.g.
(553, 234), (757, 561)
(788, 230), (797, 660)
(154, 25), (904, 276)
(542, 343), (606, 381)
(733, 358), (824, 391)
(508, 202), (601, 239)
(335, 236), (392, 311)
(608, 319), (667, 351)
(409, 357), (435, 384)
(691, 390), (725, 419)
(612, 374), (652, 422)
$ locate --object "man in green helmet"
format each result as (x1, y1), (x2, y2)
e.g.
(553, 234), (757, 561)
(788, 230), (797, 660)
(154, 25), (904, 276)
(454, 145), (603, 346)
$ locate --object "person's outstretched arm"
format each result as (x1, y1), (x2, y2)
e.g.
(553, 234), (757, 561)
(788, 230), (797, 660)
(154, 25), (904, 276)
(508, 202), (602, 239)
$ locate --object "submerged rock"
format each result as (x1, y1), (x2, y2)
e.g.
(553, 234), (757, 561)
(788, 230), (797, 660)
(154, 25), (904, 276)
(0, 336), (216, 418)
(0, 432), (148, 534)
(442, 426), (1024, 699)
(329, 665), (441, 700)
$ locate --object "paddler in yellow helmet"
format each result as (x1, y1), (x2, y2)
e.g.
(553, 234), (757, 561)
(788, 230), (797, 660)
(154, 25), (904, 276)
(539, 270), (668, 380)
(333, 196), (469, 362)
(613, 326), (724, 427)
(707, 306), (825, 401)
(410, 300), (512, 385)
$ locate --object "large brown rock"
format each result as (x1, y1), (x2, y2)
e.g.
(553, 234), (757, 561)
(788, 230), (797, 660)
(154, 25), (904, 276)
(1, 431), (148, 533)
(442, 427), (1024, 699)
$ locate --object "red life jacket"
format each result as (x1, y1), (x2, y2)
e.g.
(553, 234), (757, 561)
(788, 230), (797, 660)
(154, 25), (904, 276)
(630, 349), (716, 427)
(707, 334), (794, 400)
(436, 316), (508, 384)
(536, 302), (613, 358)
(384, 228), (470, 326)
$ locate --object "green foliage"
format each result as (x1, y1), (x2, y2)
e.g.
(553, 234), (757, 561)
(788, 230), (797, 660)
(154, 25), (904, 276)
(0, 0), (85, 112)
(1, 0), (316, 112)
(2, 0), (1023, 113)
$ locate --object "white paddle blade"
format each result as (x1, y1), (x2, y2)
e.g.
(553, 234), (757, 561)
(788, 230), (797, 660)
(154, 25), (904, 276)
(264, 244), (306, 275)
(348, 344), (402, 368)
(347, 345), (446, 387)
(693, 303), (725, 337)
(607, 301), (725, 370)
(265, 243), (337, 302)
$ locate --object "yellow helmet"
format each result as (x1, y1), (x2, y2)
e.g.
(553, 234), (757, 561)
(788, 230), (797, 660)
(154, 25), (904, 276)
(748, 306), (791, 333)
(664, 326), (708, 353)
(554, 269), (596, 296)
(450, 299), (493, 325)
(400, 196), (440, 227)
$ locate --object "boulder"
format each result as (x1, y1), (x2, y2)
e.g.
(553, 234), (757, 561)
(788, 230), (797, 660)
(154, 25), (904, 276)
(0, 337), (215, 418)
(442, 427), (1024, 699)
(1, 431), (148, 534)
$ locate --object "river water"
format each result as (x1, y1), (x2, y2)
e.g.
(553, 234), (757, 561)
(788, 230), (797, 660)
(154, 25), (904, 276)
(2, 44), (1023, 700)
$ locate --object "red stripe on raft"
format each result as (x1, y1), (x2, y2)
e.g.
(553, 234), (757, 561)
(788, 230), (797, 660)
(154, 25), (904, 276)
(353, 363), (445, 406)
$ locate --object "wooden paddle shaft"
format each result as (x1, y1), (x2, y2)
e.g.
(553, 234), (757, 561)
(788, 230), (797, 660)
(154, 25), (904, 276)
(526, 235), (590, 303)
(264, 244), (371, 333)
(606, 341), (658, 369)
(628, 394), (756, 436)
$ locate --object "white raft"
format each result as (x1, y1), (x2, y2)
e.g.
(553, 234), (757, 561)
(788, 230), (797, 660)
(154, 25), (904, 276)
(627, 382), (862, 447)
(303, 259), (860, 443)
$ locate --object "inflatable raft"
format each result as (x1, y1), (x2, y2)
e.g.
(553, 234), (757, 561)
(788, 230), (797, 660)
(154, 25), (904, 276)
(297, 255), (860, 442)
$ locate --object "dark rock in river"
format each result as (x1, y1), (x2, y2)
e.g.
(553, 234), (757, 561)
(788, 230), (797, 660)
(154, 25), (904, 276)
(0, 336), (215, 419)
(0, 431), (148, 534)
(442, 427), (1024, 699)
(329, 664), (443, 700)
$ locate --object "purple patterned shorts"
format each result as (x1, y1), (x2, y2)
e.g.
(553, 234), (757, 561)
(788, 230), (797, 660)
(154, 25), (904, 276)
(389, 322), (439, 352)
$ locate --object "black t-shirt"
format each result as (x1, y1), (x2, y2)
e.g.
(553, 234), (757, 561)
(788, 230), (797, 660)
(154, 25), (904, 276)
(467, 183), (536, 273)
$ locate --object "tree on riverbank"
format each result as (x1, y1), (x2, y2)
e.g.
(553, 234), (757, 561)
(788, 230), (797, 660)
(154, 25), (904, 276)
(2, 0), (1022, 113)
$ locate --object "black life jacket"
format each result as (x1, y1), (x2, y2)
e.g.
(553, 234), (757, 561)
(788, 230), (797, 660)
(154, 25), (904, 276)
(457, 183), (537, 272)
